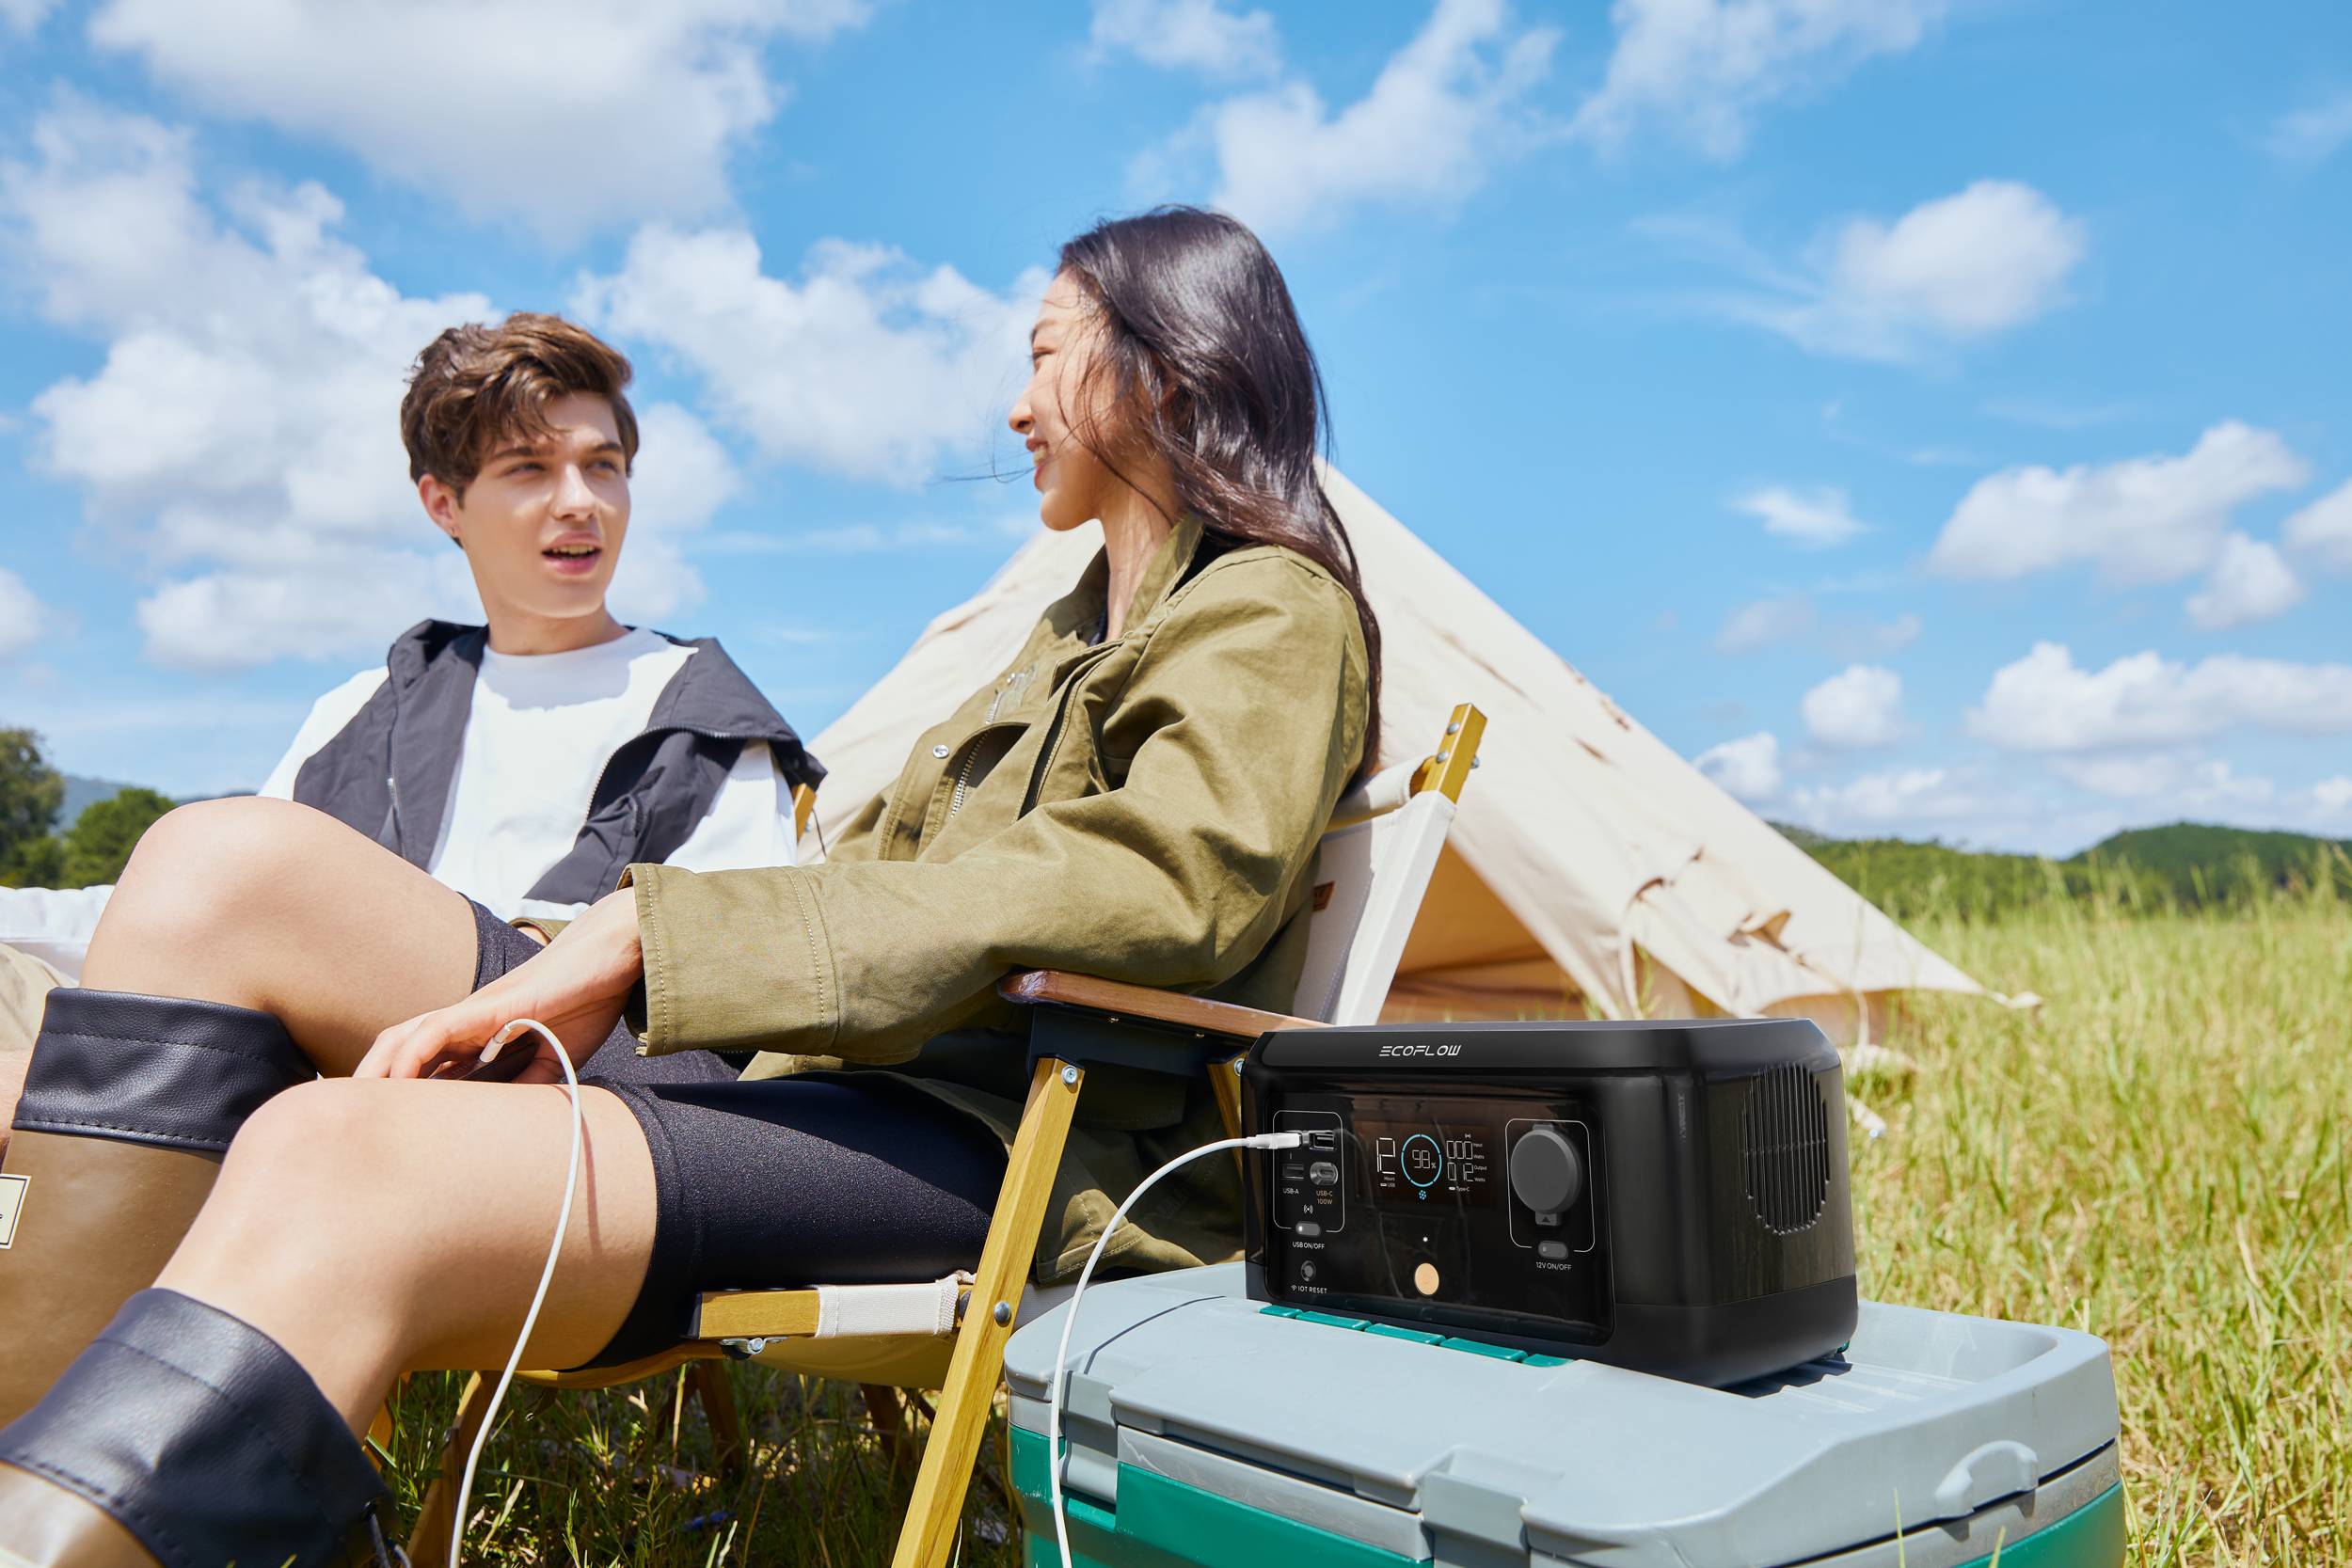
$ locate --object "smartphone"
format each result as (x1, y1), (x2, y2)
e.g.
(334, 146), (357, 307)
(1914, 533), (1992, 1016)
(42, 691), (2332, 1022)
(457, 1039), (539, 1083)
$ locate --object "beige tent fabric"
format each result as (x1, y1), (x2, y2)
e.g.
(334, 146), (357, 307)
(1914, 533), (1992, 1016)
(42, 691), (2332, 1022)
(803, 467), (1986, 1038)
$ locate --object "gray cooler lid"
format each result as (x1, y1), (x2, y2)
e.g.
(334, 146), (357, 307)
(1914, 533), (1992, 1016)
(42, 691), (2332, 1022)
(1004, 1263), (2119, 1568)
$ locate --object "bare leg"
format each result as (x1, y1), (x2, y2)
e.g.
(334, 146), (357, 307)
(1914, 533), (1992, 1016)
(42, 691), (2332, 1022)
(0, 1080), (661, 1562)
(154, 1076), (660, 1429)
(82, 798), (483, 1075)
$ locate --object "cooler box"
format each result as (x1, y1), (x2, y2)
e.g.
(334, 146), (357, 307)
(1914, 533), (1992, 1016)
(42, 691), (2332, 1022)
(1003, 1263), (2124, 1568)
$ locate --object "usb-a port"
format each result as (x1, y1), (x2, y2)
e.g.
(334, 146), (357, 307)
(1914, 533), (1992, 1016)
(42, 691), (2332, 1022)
(1305, 1129), (1338, 1151)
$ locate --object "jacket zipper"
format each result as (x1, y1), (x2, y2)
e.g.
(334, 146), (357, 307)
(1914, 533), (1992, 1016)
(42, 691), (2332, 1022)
(1019, 646), (1119, 816)
(947, 670), (1027, 819)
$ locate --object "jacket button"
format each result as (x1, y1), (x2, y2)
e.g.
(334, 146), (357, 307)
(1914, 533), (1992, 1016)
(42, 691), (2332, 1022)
(932, 744), (951, 758)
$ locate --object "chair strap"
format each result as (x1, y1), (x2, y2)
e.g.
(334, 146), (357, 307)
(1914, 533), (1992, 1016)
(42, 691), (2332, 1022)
(814, 1272), (976, 1339)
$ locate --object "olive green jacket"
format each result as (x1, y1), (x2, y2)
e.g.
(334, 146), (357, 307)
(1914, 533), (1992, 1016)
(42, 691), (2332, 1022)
(623, 516), (1371, 1280)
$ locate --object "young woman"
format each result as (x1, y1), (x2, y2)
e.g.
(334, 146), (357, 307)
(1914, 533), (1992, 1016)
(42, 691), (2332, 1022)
(0, 206), (1381, 1565)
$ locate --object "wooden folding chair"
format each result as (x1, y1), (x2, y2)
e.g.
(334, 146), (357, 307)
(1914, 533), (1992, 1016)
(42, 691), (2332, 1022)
(405, 705), (1486, 1567)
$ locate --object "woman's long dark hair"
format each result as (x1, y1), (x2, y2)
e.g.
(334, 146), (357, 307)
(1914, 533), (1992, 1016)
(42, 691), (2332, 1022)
(1056, 205), (1383, 774)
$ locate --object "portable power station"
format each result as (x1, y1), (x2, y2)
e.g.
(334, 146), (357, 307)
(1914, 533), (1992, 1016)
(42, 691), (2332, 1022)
(1241, 1017), (1857, 1386)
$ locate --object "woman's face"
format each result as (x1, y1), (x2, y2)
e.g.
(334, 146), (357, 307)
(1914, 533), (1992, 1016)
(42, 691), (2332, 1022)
(1009, 272), (1123, 533)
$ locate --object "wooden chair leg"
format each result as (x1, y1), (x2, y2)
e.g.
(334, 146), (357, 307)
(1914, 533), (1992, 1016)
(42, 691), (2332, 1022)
(689, 1361), (745, 1477)
(890, 1056), (1083, 1568)
(863, 1382), (916, 1471)
(405, 1371), (499, 1568)
(365, 1385), (398, 1471)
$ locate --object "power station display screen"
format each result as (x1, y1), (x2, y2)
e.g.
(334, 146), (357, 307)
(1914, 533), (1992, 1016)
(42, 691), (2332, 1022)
(1354, 1100), (1498, 1209)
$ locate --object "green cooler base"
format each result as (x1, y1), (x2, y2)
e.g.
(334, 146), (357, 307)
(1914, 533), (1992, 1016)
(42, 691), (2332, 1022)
(1010, 1427), (2126, 1568)
(1002, 1269), (2127, 1568)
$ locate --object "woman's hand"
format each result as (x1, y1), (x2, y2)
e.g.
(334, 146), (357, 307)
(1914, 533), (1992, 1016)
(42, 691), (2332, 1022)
(355, 890), (644, 1084)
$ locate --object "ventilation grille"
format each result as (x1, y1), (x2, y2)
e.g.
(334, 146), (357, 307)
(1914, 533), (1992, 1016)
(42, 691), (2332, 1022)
(1741, 1062), (1831, 1234)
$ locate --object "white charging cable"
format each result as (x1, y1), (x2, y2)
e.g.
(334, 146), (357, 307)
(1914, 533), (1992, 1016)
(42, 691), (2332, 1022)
(448, 1018), (585, 1568)
(1045, 1130), (1302, 1568)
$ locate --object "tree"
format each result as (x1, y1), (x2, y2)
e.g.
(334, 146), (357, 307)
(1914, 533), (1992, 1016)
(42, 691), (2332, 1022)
(5, 831), (64, 888)
(61, 787), (178, 888)
(0, 728), (65, 888)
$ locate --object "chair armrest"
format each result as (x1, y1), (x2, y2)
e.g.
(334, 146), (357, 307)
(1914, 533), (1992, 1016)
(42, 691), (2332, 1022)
(999, 969), (1323, 1040)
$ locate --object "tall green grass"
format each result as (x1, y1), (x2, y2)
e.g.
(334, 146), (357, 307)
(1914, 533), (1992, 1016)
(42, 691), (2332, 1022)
(391, 895), (2348, 1564)
(1860, 893), (2350, 1565)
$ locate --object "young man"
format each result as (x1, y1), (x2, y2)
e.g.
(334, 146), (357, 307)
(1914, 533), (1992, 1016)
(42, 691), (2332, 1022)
(0, 312), (816, 978)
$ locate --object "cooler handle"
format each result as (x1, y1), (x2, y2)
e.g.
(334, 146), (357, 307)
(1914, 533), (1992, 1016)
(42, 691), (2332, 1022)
(1932, 1440), (2040, 1518)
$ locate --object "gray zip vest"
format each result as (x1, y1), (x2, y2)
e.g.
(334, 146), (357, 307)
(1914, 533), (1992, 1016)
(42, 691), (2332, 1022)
(291, 620), (821, 906)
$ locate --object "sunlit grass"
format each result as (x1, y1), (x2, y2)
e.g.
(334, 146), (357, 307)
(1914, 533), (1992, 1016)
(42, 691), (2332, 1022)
(1860, 895), (2350, 1566)
(386, 895), (2349, 1564)
(374, 1368), (1025, 1566)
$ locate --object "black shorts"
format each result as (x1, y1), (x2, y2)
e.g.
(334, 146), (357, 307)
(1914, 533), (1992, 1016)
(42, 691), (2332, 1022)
(468, 902), (1005, 1367)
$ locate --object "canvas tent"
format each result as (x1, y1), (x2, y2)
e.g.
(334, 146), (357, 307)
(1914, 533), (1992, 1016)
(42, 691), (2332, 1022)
(803, 467), (1988, 1042)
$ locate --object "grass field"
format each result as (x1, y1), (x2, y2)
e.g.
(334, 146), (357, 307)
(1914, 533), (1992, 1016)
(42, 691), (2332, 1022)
(383, 895), (2351, 1565)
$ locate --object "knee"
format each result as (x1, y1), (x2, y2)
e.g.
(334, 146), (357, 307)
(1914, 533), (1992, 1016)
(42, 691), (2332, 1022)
(106, 799), (329, 939)
(223, 1079), (390, 1196)
(185, 1081), (442, 1338)
(204, 1082), (414, 1273)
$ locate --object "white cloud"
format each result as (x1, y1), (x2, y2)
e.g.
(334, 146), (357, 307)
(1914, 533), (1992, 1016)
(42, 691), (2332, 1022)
(1089, 0), (1280, 76)
(2, 102), (728, 671)
(2262, 90), (2352, 164)
(577, 226), (1041, 484)
(1741, 182), (2087, 361)
(2, 0), (56, 33)
(85, 0), (873, 239)
(1968, 642), (2352, 753)
(1715, 594), (1917, 657)
(2185, 532), (2303, 630)
(1784, 766), (1989, 832)
(1145, 0), (1557, 237)
(2049, 752), (2274, 809)
(1694, 730), (1781, 800)
(1803, 664), (1904, 749)
(1929, 421), (2310, 585)
(1717, 594), (1814, 653)
(2044, 753), (2352, 837)
(1734, 483), (1866, 546)
(1573, 0), (1943, 158)
(135, 553), (473, 673)
(2284, 477), (2352, 572)
(1865, 612), (1924, 656)
(702, 520), (990, 555)
(0, 568), (43, 657)
(606, 402), (738, 629)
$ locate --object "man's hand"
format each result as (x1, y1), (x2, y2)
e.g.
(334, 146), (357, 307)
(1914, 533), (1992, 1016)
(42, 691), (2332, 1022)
(356, 889), (644, 1084)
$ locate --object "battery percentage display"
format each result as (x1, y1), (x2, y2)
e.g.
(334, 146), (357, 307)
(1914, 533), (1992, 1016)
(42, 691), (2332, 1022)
(1360, 1115), (1495, 1208)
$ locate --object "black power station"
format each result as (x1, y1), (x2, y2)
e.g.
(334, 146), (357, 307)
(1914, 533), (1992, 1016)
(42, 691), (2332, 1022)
(1241, 1018), (1857, 1386)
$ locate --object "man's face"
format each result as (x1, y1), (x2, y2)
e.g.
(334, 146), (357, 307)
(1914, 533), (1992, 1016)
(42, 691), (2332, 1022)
(420, 391), (630, 627)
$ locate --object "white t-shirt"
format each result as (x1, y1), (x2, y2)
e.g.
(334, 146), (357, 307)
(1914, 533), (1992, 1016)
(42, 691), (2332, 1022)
(4, 628), (798, 976)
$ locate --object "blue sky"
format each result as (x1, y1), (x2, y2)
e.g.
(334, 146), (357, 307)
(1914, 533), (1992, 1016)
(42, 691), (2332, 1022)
(0, 0), (2346, 854)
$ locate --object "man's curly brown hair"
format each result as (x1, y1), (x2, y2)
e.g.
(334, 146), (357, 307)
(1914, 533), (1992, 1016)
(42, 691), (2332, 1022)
(399, 312), (639, 497)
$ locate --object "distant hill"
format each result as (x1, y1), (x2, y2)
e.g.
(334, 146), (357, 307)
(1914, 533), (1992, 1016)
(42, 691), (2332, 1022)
(2083, 824), (2352, 903)
(60, 774), (151, 830)
(1774, 820), (2352, 922)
